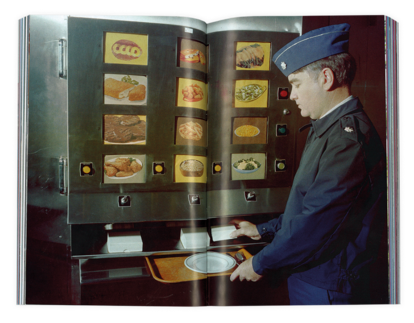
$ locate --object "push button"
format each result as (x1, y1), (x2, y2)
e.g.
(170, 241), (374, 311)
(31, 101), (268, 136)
(278, 87), (289, 100)
(80, 162), (94, 176)
(212, 162), (222, 174)
(276, 124), (288, 136)
(153, 162), (165, 175)
(188, 194), (201, 205)
(118, 195), (131, 207)
(244, 191), (257, 202)
(275, 159), (286, 172)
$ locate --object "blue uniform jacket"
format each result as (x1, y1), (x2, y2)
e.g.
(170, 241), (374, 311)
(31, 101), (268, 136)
(252, 97), (386, 294)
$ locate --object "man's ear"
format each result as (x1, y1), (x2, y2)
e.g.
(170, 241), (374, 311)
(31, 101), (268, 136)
(319, 68), (335, 90)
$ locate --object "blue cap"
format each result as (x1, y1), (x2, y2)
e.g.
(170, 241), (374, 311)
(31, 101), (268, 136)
(272, 23), (350, 77)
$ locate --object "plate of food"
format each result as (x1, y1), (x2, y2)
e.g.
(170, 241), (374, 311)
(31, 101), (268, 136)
(182, 84), (204, 102)
(104, 75), (147, 105)
(184, 252), (236, 274)
(236, 43), (265, 69)
(232, 158), (262, 174)
(180, 49), (206, 65)
(179, 121), (203, 141)
(180, 159), (204, 177)
(235, 84), (267, 102)
(104, 115), (146, 145)
(104, 157), (143, 179)
(234, 125), (260, 137)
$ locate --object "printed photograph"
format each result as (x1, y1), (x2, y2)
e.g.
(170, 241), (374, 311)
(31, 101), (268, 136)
(104, 74), (147, 106)
(178, 38), (208, 73)
(231, 153), (266, 181)
(103, 114), (146, 145)
(235, 42), (270, 71)
(103, 154), (146, 184)
(176, 78), (208, 110)
(104, 32), (148, 65)
(174, 155), (207, 183)
(232, 117), (268, 145)
(234, 80), (268, 108)
(176, 117), (207, 147)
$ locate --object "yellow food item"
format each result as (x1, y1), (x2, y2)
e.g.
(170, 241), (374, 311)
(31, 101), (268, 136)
(235, 125), (259, 137)
(104, 78), (135, 99)
(182, 84), (203, 101)
(116, 171), (134, 177)
(179, 121), (203, 140)
(129, 84), (146, 101)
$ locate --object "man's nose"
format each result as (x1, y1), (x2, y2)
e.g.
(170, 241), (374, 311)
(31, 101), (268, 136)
(290, 89), (297, 101)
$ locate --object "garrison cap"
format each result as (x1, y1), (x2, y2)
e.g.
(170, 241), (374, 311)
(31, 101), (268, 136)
(272, 23), (350, 77)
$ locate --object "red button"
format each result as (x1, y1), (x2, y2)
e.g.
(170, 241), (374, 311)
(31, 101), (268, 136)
(280, 90), (288, 98)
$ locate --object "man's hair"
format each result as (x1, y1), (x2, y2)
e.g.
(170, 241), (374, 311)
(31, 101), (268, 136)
(297, 53), (357, 88)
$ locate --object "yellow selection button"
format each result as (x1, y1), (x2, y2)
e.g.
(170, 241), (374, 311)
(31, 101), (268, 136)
(214, 165), (222, 172)
(82, 166), (91, 174)
(155, 165), (163, 173)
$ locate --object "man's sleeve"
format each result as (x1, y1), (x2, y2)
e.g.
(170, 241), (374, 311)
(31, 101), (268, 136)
(256, 215), (284, 239)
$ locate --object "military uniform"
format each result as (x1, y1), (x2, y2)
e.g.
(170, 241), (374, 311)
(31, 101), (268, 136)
(252, 97), (386, 300)
(232, 23), (389, 304)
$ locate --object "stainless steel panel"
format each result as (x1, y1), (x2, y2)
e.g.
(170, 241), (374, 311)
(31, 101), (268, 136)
(207, 16), (302, 34)
(18, 15), (29, 306)
(23, 15), (71, 304)
(72, 15), (207, 33)
(27, 15), (69, 213)
(207, 187), (290, 217)
(67, 17), (208, 224)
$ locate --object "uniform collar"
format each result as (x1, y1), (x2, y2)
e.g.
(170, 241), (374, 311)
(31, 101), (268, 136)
(299, 97), (363, 135)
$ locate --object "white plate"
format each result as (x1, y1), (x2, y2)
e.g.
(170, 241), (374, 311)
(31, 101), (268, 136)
(232, 163), (261, 174)
(104, 139), (146, 145)
(104, 157), (142, 179)
(184, 252), (236, 274)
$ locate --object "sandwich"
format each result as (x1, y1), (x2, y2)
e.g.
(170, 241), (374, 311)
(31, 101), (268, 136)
(180, 49), (206, 65)
(104, 78), (135, 99)
(129, 84), (146, 101)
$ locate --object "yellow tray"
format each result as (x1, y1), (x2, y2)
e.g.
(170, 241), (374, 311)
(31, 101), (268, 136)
(145, 249), (252, 283)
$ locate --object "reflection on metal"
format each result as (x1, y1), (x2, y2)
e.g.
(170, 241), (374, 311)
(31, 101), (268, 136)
(18, 15), (29, 306)
(72, 15), (207, 32)
(207, 16), (302, 34)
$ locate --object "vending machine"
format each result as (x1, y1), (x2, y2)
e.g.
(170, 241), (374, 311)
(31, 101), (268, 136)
(19, 15), (389, 305)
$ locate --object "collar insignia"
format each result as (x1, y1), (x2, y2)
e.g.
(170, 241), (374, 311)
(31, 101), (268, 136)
(344, 127), (354, 133)
(281, 62), (287, 70)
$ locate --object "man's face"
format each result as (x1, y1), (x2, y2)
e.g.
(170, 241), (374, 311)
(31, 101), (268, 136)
(288, 70), (325, 119)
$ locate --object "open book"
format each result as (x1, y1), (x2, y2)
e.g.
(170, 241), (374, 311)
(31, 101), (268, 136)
(67, 17), (301, 263)
(18, 15), (398, 305)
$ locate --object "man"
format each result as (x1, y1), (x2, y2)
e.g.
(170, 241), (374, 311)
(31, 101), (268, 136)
(229, 24), (386, 305)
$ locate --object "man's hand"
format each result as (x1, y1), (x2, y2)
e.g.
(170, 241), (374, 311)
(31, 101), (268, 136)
(230, 256), (262, 282)
(229, 220), (261, 240)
